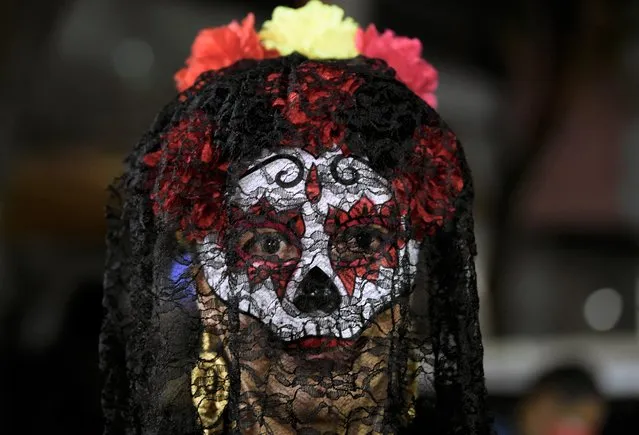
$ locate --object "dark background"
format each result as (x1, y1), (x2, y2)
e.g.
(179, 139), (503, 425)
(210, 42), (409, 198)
(1, 0), (638, 433)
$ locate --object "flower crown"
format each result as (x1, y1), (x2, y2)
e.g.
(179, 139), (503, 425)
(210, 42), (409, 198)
(175, 0), (438, 108)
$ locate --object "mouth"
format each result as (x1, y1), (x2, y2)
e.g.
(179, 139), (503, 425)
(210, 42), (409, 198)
(287, 337), (357, 360)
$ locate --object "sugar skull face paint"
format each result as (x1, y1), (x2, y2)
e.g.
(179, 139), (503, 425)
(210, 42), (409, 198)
(198, 148), (419, 341)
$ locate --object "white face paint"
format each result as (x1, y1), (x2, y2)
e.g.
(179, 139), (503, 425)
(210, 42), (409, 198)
(198, 148), (419, 341)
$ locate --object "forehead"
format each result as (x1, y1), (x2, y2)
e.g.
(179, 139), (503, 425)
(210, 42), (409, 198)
(232, 148), (391, 210)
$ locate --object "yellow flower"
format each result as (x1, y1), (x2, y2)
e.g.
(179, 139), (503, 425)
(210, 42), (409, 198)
(260, 0), (358, 59)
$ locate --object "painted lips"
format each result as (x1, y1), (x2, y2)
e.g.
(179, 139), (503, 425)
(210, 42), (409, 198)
(288, 337), (357, 364)
(289, 337), (356, 350)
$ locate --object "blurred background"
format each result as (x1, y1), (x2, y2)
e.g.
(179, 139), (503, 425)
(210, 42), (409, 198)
(0, 0), (638, 433)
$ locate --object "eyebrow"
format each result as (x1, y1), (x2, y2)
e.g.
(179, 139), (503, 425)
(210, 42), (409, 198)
(330, 155), (390, 189)
(240, 152), (390, 190)
(240, 154), (306, 189)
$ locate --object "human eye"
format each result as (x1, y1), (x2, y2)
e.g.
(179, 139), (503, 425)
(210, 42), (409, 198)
(330, 224), (391, 263)
(237, 228), (299, 261)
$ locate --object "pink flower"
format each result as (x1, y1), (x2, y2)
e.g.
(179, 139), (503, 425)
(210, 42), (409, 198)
(356, 24), (438, 108)
(174, 13), (279, 92)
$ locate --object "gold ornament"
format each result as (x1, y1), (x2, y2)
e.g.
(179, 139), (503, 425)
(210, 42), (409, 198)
(191, 331), (230, 435)
(405, 358), (418, 423)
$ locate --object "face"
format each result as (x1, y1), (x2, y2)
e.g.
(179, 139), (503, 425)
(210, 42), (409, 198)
(197, 148), (419, 343)
(192, 147), (421, 433)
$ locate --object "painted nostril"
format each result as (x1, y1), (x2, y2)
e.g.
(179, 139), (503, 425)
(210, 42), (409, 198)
(293, 267), (340, 315)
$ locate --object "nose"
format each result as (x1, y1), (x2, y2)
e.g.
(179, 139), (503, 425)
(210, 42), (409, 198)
(293, 267), (341, 315)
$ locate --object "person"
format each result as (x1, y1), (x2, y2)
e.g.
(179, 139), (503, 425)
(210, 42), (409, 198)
(100, 2), (491, 433)
(515, 364), (607, 435)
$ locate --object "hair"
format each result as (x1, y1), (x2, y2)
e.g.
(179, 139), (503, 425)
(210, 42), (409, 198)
(527, 363), (603, 403)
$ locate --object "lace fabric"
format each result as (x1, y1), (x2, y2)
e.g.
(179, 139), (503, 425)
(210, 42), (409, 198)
(101, 54), (490, 434)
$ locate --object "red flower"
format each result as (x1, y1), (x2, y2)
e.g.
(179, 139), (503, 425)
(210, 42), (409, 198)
(268, 62), (362, 157)
(356, 24), (438, 108)
(174, 13), (279, 92)
(144, 111), (229, 241)
(392, 126), (464, 240)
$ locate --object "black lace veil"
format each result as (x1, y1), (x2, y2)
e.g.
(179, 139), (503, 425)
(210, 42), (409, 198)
(101, 54), (490, 434)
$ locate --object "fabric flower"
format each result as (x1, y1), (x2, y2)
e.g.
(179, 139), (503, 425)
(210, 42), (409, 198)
(144, 112), (230, 241)
(268, 62), (361, 156)
(356, 24), (438, 108)
(259, 0), (358, 59)
(392, 126), (463, 240)
(175, 13), (279, 92)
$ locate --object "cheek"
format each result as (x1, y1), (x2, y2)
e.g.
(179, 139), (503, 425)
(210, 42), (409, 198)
(243, 258), (300, 300)
(195, 270), (229, 332)
(405, 239), (420, 276)
(198, 244), (227, 290)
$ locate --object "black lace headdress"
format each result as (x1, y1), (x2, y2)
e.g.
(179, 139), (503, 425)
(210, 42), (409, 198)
(101, 3), (491, 434)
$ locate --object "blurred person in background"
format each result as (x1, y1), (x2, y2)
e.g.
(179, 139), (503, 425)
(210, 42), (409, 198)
(514, 364), (607, 435)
